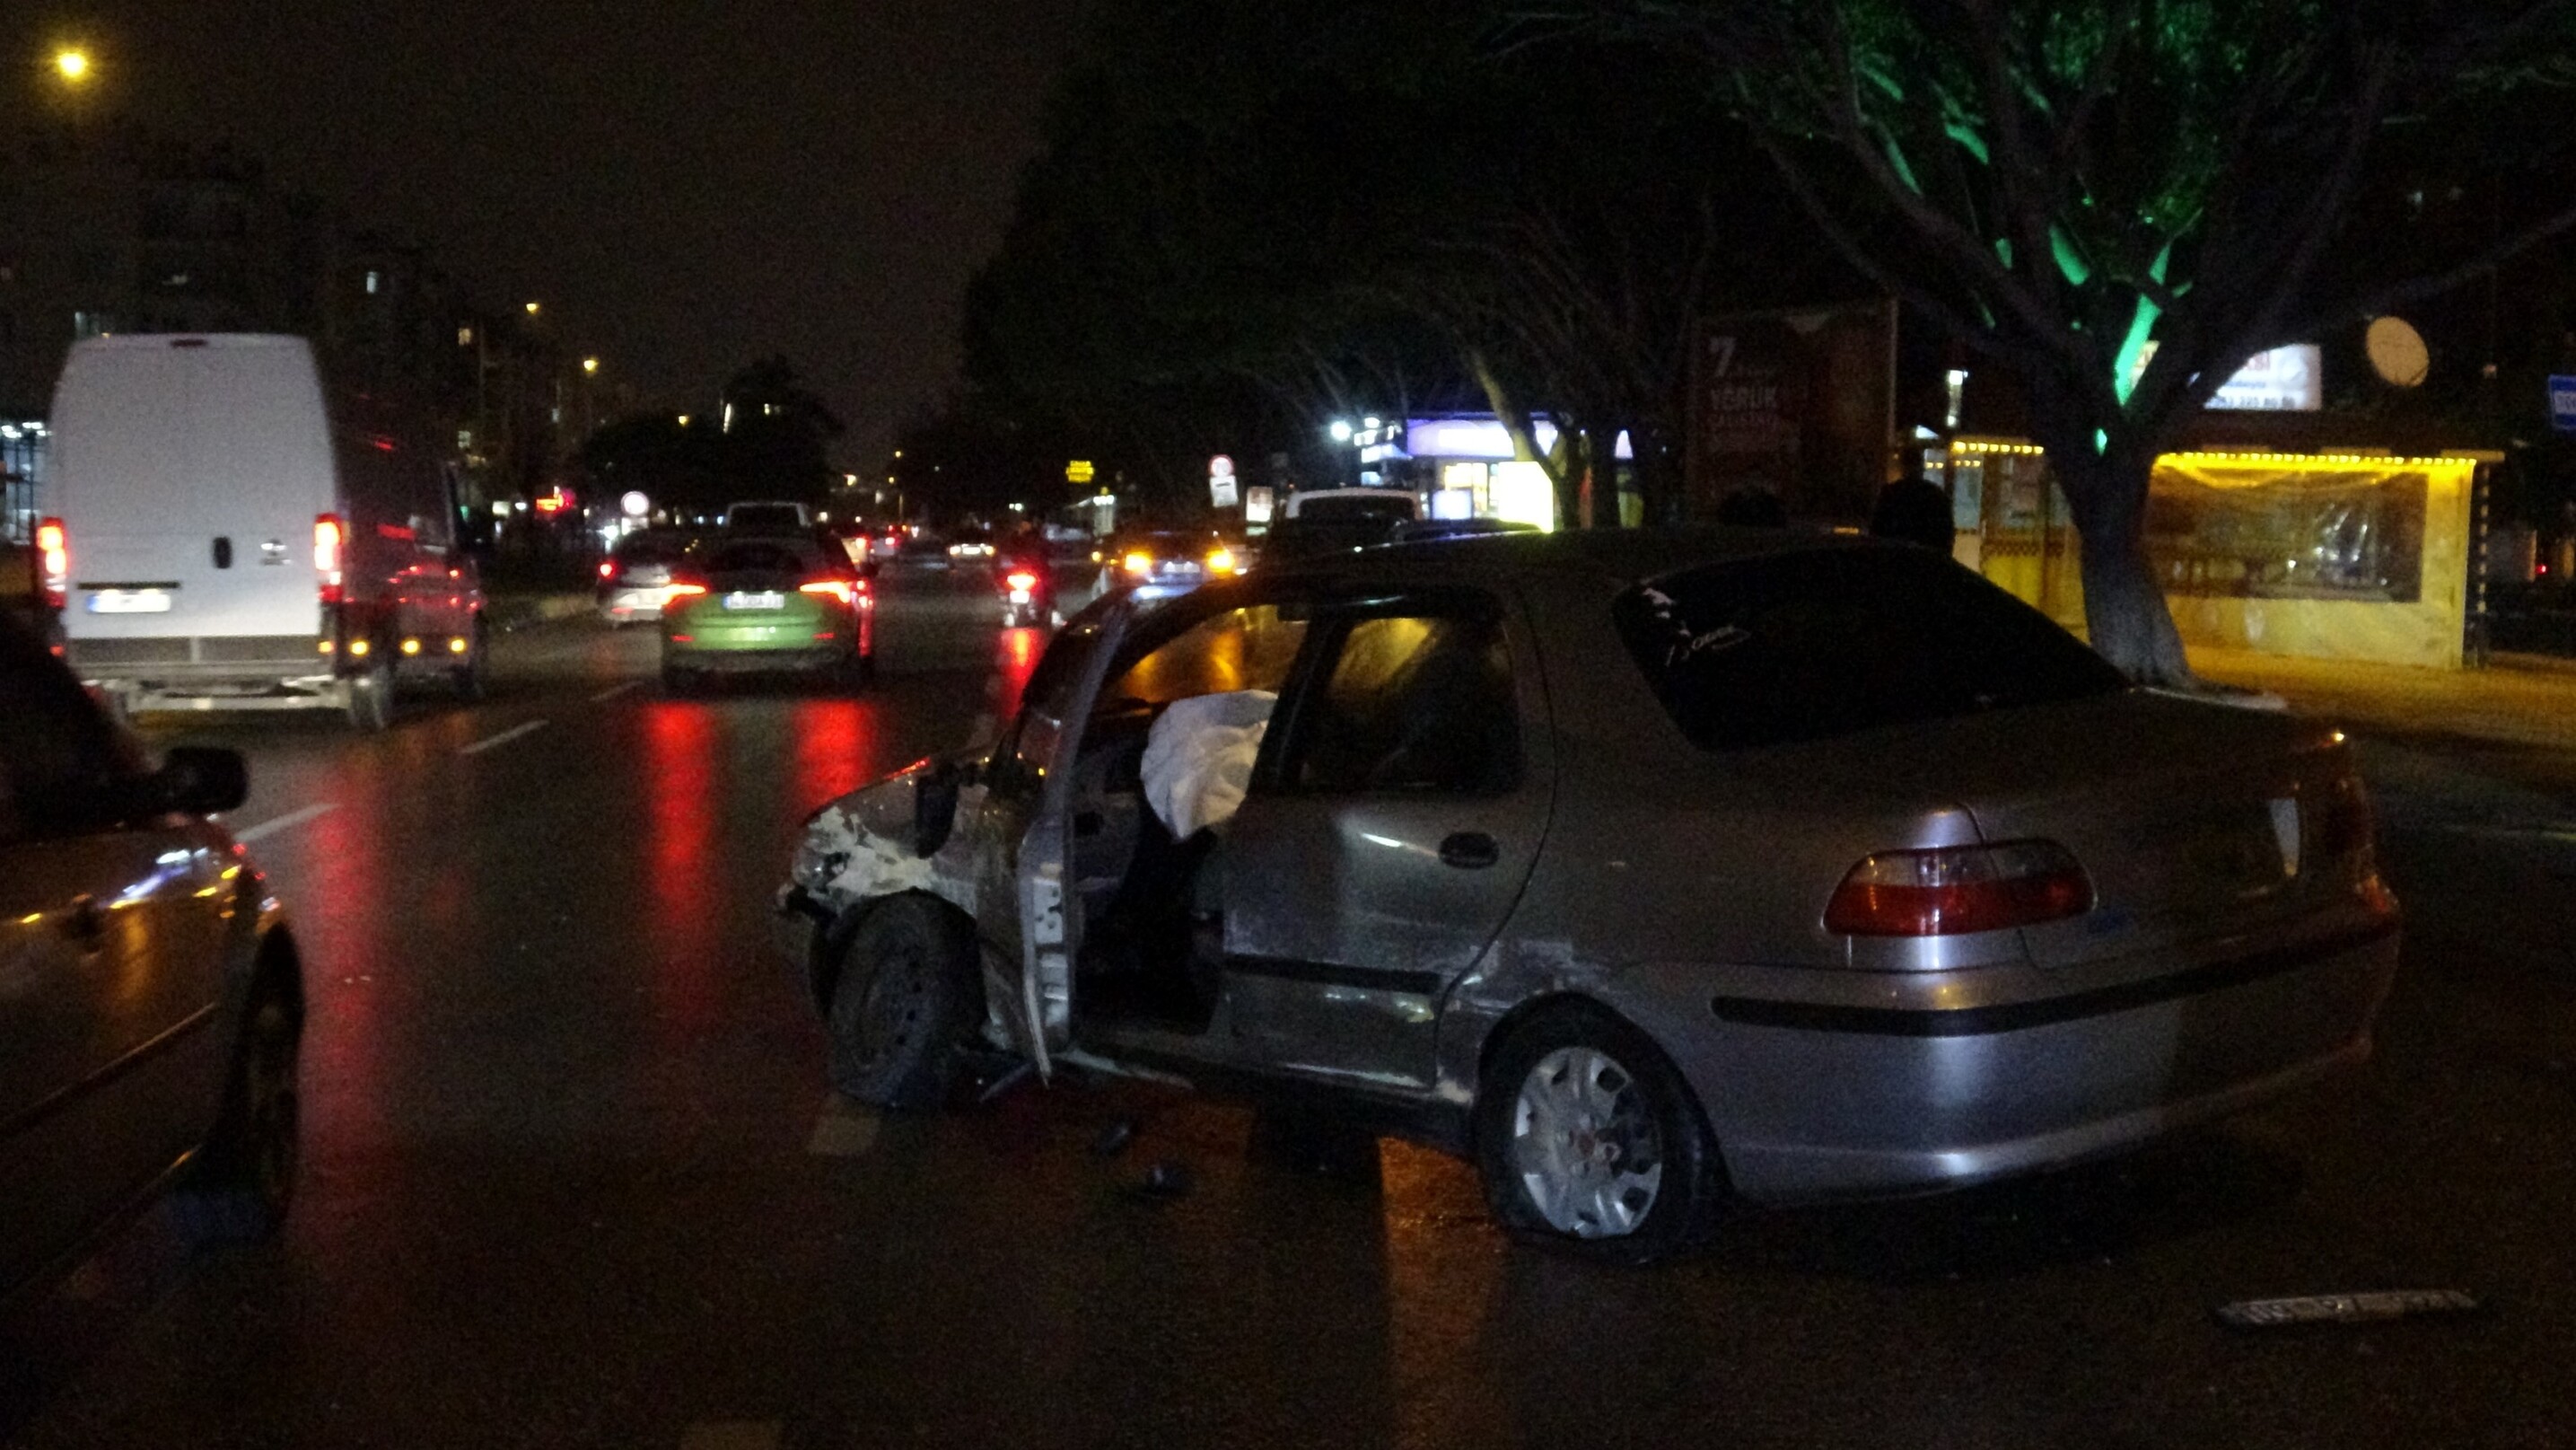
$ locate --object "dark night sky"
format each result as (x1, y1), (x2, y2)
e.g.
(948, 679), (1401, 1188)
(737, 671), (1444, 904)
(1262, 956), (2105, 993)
(10, 1), (1092, 469)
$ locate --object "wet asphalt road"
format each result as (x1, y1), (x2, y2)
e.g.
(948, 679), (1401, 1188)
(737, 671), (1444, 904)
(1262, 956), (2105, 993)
(4, 563), (2574, 1449)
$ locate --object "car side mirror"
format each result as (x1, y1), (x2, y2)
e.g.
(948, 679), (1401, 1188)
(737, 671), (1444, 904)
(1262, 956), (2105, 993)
(155, 746), (250, 816)
(915, 760), (961, 858)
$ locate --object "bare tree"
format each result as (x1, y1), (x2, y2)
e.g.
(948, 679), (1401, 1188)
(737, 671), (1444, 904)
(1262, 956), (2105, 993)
(1594, 0), (2576, 681)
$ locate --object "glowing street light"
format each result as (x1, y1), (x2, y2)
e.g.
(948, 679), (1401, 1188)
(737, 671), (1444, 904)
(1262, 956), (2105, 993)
(582, 356), (600, 375)
(1327, 419), (1354, 442)
(54, 48), (91, 83)
(523, 301), (542, 316)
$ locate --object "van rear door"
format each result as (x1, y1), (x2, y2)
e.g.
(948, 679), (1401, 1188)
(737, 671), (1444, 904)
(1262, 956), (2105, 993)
(54, 336), (335, 646)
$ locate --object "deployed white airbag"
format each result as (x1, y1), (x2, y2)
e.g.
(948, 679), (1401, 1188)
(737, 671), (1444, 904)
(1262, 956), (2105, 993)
(1141, 690), (1277, 838)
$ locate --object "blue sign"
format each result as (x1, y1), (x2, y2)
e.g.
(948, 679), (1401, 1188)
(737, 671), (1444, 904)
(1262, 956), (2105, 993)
(2553, 375), (2576, 433)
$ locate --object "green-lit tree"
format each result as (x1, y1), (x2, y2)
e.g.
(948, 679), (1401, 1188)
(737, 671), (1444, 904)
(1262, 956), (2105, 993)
(1597, 0), (2576, 681)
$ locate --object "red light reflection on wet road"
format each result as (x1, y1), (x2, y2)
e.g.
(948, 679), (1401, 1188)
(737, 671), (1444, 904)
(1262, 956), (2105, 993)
(641, 700), (722, 1038)
(790, 698), (876, 813)
(994, 625), (1042, 719)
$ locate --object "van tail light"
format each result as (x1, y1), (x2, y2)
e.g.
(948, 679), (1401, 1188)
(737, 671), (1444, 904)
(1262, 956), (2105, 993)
(35, 516), (69, 611)
(1004, 570), (1038, 592)
(1825, 839), (2093, 937)
(800, 580), (855, 605)
(314, 513), (346, 605)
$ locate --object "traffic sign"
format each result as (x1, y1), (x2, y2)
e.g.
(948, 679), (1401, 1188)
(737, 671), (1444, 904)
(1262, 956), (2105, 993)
(2551, 377), (2576, 433)
(1066, 460), (1096, 485)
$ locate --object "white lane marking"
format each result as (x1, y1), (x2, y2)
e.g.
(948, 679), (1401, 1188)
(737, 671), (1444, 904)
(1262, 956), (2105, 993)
(459, 719), (550, 757)
(807, 1094), (881, 1156)
(232, 802), (339, 845)
(590, 680), (644, 703)
(679, 1425), (781, 1450)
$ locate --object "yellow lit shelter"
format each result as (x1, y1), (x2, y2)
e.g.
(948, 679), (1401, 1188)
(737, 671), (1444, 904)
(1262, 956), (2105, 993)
(1943, 441), (2482, 670)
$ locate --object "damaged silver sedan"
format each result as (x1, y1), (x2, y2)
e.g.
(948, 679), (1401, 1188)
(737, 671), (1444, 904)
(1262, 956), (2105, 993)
(775, 531), (2399, 1262)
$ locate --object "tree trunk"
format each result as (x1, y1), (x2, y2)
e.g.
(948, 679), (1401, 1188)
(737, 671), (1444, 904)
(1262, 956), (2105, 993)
(2052, 448), (2196, 687)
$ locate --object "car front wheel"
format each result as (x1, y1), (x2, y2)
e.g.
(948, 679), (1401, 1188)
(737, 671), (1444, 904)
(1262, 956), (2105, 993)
(1473, 1001), (1725, 1264)
(175, 976), (302, 1245)
(827, 895), (982, 1110)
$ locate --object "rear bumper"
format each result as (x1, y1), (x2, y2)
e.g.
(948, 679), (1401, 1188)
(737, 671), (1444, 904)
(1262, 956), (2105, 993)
(600, 588), (668, 623)
(1649, 918), (2400, 1204)
(66, 634), (350, 708)
(668, 641), (854, 673)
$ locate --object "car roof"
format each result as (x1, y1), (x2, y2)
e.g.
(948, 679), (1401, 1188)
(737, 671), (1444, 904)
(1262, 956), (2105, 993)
(1254, 524), (1884, 587)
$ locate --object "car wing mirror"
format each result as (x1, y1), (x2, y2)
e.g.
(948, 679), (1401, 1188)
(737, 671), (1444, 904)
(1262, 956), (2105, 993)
(157, 746), (250, 817)
(915, 760), (961, 858)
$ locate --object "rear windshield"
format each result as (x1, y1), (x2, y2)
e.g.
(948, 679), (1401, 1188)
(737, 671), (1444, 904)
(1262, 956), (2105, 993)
(1295, 494), (1414, 522)
(614, 535), (690, 564)
(726, 505), (803, 531)
(1613, 549), (2127, 751)
(704, 540), (820, 576)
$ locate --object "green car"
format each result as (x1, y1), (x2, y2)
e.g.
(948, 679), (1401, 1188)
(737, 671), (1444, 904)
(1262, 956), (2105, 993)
(660, 535), (875, 692)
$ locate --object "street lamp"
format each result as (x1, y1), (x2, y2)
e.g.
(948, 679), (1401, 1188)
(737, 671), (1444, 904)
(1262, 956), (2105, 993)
(54, 48), (91, 83)
(582, 356), (600, 375)
(1327, 419), (1353, 442)
(524, 301), (542, 316)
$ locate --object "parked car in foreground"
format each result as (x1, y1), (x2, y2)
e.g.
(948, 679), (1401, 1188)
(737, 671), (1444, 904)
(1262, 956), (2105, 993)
(775, 530), (2398, 1261)
(1, 614), (303, 1303)
(661, 534), (873, 692)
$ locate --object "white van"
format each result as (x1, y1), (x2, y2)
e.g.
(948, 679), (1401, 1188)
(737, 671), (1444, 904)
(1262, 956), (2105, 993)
(45, 334), (485, 729)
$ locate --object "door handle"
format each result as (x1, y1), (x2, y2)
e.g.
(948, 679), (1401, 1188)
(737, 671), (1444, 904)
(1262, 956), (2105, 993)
(1438, 832), (1500, 870)
(60, 894), (109, 945)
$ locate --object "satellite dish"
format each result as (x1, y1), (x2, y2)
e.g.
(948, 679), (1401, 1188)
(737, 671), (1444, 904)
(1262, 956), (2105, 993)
(2366, 317), (2430, 388)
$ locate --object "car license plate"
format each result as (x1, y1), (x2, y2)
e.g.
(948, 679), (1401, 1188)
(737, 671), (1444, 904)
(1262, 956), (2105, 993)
(87, 588), (174, 614)
(723, 591), (786, 611)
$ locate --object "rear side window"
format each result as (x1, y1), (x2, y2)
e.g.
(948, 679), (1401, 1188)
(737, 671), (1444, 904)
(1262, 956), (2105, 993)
(0, 621), (142, 839)
(704, 540), (816, 575)
(1614, 549), (2125, 752)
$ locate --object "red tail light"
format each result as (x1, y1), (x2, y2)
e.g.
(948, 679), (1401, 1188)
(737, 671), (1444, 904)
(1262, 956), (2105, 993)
(1005, 570), (1038, 592)
(800, 579), (855, 605)
(35, 516), (69, 611)
(663, 582), (708, 599)
(1824, 839), (2093, 936)
(598, 559), (617, 580)
(314, 513), (346, 605)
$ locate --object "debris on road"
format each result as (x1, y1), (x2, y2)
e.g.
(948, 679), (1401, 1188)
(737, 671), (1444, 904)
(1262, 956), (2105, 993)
(2214, 1289), (2482, 1329)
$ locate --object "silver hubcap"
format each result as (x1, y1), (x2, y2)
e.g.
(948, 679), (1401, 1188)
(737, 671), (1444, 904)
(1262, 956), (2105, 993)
(1510, 1046), (1664, 1238)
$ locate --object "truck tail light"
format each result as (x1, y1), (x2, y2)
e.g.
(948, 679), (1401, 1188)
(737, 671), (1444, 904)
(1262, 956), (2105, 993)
(1824, 839), (2093, 937)
(35, 516), (68, 611)
(314, 513), (346, 605)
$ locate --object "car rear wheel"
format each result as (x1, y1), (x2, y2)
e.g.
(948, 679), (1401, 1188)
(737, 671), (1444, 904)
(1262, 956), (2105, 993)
(174, 977), (302, 1245)
(344, 652), (394, 732)
(451, 619), (491, 701)
(827, 895), (982, 1110)
(1473, 1001), (1724, 1264)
